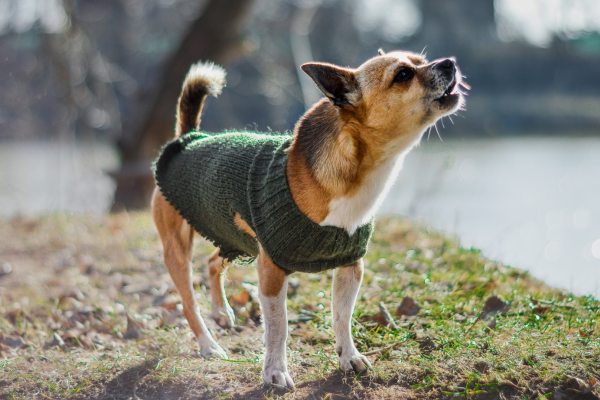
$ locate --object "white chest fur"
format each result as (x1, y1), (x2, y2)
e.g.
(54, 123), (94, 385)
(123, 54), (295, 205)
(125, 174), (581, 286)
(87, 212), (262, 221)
(320, 152), (407, 234)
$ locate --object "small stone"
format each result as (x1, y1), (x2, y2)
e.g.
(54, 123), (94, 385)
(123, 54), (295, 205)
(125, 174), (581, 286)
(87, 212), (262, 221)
(123, 314), (143, 339)
(3, 335), (27, 349)
(0, 262), (12, 277)
(44, 333), (66, 350)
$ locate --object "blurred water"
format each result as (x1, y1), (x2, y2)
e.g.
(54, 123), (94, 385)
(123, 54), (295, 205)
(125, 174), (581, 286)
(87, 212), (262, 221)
(380, 137), (600, 296)
(0, 140), (118, 216)
(1, 137), (599, 296)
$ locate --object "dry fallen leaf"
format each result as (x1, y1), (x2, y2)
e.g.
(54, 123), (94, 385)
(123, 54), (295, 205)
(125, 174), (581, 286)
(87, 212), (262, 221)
(6, 309), (30, 325)
(529, 299), (551, 315)
(241, 283), (259, 301)
(371, 302), (399, 330)
(567, 376), (598, 395)
(161, 301), (180, 311)
(159, 309), (184, 329)
(482, 296), (511, 318)
(578, 328), (593, 338)
(229, 289), (251, 308)
(0, 343), (9, 357)
(417, 336), (439, 353)
(533, 305), (550, 315)
(521, 355), (537, 366)
(63, 329), (93, 348)
(395, 297), (420, 317)
(247, 301), (262, 325)
(59, 289), (85, 303)
(474, 360), (491, 373)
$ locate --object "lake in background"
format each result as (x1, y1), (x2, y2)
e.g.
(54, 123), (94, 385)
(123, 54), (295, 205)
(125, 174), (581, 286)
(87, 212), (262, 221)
(2, 137), (599, 296)
(381, 137), (600, 296)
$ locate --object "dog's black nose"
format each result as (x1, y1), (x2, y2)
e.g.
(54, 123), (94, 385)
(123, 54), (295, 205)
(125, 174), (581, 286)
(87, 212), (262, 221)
(437, 58), (455, 71)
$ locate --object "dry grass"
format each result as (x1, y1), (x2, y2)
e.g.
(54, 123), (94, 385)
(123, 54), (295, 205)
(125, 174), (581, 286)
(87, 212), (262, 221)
(0, 212), (599, 399)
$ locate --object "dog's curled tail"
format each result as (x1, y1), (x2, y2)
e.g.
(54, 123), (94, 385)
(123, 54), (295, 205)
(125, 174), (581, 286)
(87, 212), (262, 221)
(175, 61), (226, 137)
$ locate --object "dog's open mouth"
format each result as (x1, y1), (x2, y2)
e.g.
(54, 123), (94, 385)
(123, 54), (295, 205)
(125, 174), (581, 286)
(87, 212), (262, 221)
(435, 78), (457, 102)
(432, 77), (464, 110)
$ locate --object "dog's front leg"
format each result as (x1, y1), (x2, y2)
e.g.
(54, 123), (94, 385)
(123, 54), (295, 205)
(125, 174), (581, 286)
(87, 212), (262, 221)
(257, 247), (294, 389)
(332, 260), (372, 373)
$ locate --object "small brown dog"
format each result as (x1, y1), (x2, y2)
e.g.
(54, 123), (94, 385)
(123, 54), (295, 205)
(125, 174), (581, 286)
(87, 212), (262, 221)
(152, 50), (466, 388)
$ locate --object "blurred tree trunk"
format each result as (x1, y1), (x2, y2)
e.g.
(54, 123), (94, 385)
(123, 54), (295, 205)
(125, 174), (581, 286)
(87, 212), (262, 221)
(111, 0), (255, 211)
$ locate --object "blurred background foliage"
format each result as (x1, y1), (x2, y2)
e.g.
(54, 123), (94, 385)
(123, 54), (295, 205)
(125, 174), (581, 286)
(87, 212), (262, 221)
(1, 0), (600, 294)
(1, 0), (599, 145)
(1, 0), (600, 210)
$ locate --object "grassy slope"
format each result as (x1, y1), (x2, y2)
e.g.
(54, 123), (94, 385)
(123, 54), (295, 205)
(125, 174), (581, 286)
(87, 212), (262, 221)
(0, 212), (599, 399)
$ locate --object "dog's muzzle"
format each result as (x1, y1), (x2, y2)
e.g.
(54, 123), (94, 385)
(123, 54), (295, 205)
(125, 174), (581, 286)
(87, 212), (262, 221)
(430, 58), (462, 110)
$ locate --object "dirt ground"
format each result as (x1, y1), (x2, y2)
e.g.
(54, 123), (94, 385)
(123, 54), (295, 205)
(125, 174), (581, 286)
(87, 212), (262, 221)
(1, 212), (599, 399)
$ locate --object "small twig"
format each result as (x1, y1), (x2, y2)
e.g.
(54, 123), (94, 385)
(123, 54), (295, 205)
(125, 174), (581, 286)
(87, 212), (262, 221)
(538, 300), (575, 308)
(465, 311), (484, 334)
(379, 301), (399, 330)
(363, 342), (402, 356)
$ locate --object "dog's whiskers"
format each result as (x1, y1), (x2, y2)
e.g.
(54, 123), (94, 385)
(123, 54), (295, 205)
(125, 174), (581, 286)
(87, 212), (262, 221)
(434, 122), (442, 142)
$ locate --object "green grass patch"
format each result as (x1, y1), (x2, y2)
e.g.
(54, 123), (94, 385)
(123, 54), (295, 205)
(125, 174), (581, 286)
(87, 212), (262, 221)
(0, 213), (598, 399)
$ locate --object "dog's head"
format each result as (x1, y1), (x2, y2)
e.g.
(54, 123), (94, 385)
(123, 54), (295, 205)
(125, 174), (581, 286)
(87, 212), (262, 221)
(301, 50), (467, 150)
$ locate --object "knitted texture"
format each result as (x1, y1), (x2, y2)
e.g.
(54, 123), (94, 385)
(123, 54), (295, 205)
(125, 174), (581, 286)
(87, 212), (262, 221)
(154, 132), (373, 273)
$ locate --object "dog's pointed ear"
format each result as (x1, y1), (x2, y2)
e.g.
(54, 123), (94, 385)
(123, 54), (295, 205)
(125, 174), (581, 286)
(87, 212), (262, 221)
(301, 63), (359, 108)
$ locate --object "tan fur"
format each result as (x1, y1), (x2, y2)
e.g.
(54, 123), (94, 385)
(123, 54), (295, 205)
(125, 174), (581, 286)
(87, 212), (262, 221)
(287, 145), (331, 222)
(289, 52), (463, 217)
(354, 262), (363, 282)
(152, 189), (202, 333)
(256, 248), (287, 298)
(207, 249), (235, 328)
(207, 250), (227, 306)
(207, 249), (224, 307)
(233, 212), (256, 238)
(152, 52), (466, 387)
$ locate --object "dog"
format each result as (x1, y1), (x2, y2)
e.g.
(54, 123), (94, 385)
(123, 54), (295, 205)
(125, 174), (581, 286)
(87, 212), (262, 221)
(151, 49), (466, 389)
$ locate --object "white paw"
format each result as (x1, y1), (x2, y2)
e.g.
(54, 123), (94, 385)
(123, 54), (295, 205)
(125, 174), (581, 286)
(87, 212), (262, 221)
(211, 305), (235, 329)
(338, 348), (371, 374)
(198, 336), (227, 359)
(263, 366), (295, 389)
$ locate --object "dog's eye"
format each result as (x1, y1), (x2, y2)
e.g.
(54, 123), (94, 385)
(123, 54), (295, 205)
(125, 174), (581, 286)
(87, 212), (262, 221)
(394, 68), (414, 83)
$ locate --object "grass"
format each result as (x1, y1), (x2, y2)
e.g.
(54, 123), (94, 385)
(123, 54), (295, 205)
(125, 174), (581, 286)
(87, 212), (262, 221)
(0, 212), (599, 399)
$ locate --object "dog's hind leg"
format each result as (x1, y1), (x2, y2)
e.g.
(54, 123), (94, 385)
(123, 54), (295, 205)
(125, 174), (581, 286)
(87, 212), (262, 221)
(256, 247), (294, 389)
(332, 259), (372, 373)
(207, 249), (235, 329)
(152, 188), (227, 359)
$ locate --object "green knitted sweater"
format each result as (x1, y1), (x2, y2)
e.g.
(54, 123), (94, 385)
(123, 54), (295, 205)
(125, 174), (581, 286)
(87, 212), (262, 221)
(154, 132), (373, 274)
